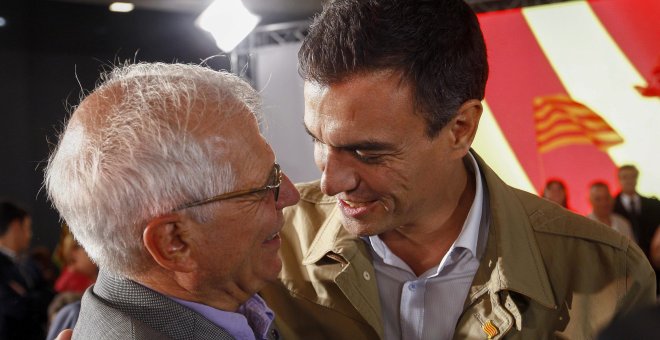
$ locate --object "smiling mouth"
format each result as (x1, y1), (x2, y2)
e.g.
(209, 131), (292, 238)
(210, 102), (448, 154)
(342, 200), (372, 208)
(340, 198), (391, 214)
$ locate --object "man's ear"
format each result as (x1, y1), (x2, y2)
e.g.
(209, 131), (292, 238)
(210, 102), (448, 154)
(448, 99), (483, 156)
(143, 214), (197, 273)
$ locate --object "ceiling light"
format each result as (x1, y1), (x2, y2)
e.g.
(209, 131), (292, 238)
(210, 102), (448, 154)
(0, 17), (6, 27)
(109, 2), (135, 13)
(196, 0), (260, 52)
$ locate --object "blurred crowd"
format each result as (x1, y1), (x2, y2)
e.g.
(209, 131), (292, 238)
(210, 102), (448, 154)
(542, 164), (660, 295)
(0, 203), (98, 340)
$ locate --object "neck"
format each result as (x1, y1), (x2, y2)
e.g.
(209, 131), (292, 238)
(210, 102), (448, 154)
(593, 211), (611, 225)
(137, 269), (250, 312)
(380, 162), (476, 276)
(0, 239), (19, 255)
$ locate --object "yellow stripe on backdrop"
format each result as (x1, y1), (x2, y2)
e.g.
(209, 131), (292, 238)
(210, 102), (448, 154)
(523, 1), (660, 197)
(473, 101), (537, 194)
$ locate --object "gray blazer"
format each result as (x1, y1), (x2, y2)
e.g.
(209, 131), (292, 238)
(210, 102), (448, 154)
(72, 271), (235, 340)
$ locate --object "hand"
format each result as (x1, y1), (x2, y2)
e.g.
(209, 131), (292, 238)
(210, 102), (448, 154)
(55, 329), (73, 340)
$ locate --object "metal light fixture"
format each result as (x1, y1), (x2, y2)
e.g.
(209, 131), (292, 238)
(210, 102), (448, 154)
(196, 0), (260, 52)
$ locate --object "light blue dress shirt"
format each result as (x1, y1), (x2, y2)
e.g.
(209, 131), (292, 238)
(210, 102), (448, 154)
(172, 294), (275, 340)
(366, 152), (490, 340)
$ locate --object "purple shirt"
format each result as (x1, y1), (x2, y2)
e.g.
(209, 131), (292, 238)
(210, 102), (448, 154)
(171, 294), (274, 340)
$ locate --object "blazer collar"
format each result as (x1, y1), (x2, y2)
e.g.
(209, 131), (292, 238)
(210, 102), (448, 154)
(93, 271), (235, 340)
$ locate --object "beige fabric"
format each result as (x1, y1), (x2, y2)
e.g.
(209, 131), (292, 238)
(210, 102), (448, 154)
(260, 152), (656, 340)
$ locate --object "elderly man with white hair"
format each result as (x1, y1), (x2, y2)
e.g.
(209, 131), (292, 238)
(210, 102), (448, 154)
(45, 63), (299, 340)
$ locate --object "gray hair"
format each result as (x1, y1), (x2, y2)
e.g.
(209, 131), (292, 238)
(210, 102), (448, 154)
(45, 62), (262, 278)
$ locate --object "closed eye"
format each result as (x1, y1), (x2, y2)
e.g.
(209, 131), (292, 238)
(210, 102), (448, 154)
(353, 149), (382, 164)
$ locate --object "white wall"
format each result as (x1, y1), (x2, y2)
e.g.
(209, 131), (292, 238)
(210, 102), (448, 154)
(254, 42), (320, 183)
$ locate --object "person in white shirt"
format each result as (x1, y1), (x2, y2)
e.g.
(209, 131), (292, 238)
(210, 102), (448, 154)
(613, 164), (660, 294)
(587, 181), (635, 241)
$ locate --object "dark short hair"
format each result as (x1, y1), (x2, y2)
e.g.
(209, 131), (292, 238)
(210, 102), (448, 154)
(0, 200), (29, 236)
(590, 181), (610, 191)
(299, 0), (488, 137)
(618, 164), (638, 176)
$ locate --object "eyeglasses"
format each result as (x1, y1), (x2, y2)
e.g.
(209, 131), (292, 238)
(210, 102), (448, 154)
(174, 163), (282, 211)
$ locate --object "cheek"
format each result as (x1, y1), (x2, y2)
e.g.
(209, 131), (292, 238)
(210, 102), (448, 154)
(313, 144), (326, 170)
(358, 165), (411, 200)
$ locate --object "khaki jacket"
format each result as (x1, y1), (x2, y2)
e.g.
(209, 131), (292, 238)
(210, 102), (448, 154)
(260, 155), (656, 339)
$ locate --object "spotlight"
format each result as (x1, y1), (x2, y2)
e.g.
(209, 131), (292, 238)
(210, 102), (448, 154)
(109, 2), (135, 13)
(196, 0), (260, 52)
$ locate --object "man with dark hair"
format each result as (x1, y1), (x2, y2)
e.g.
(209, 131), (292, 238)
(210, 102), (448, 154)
(260, 0), (656, 338)
(0, 200), (48, 339)
(614, 164), (660, 293)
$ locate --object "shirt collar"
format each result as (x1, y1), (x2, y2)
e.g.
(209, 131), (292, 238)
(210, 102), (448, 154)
(365, 151), (486, 273)
(304, 150), (557, 309)
(621, 193), (641, 210)
(0, 246), (17, 261)
(171, 294), (274, 340)
(451, 151), (485, 258)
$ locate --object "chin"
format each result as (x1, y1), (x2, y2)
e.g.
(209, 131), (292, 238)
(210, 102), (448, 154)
(262, 258), (283, 281)
(342, 220), (386, 237)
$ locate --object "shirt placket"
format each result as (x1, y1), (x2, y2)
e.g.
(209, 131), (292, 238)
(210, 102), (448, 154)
(401, 279), (426, 340)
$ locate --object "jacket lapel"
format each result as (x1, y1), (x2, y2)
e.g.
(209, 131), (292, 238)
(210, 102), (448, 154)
(303, 205), (384, 339)
(93, 272), (235, 340)
(461, 153), (557, 339)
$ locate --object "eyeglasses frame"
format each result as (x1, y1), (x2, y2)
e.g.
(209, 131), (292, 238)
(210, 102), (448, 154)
(173, 163), (282, 211)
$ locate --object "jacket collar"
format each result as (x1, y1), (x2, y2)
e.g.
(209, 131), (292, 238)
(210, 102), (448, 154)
(302, 150), (557, 310)
(301, 198), (384, 339)
(470, 151), (556, 309)
(93, 271), (236, 340)
(302, 203), (359, 265)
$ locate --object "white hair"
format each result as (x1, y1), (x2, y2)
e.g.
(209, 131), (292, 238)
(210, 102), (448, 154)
(45, 62), (262, 278)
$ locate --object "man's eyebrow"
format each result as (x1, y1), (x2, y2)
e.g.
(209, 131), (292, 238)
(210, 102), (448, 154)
(303, 124), (395, 151)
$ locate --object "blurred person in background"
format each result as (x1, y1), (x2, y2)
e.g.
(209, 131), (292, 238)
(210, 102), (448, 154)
(587, 181), (635, 241)
(0, 200), (53, 339)
(543, 178), (569, 209)
(53, 228), (97, 294)
(650, 227), (660, 273)
(47, 230), (99, 340)
(614, 164), (660, 294)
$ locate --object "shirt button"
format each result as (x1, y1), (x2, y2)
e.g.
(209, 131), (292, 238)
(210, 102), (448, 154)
(409, 283), (416, 291)
(363, 271), (371, 280)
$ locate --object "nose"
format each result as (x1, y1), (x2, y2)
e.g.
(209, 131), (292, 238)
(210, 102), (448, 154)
(319, 150), (358, 197)
(276, 173), (300, 209)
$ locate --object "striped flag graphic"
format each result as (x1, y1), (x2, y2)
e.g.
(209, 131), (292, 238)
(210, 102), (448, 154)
(473, 0), (660, 214)
(482, 320), (499, 339)
(533, 94), (623, 153)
